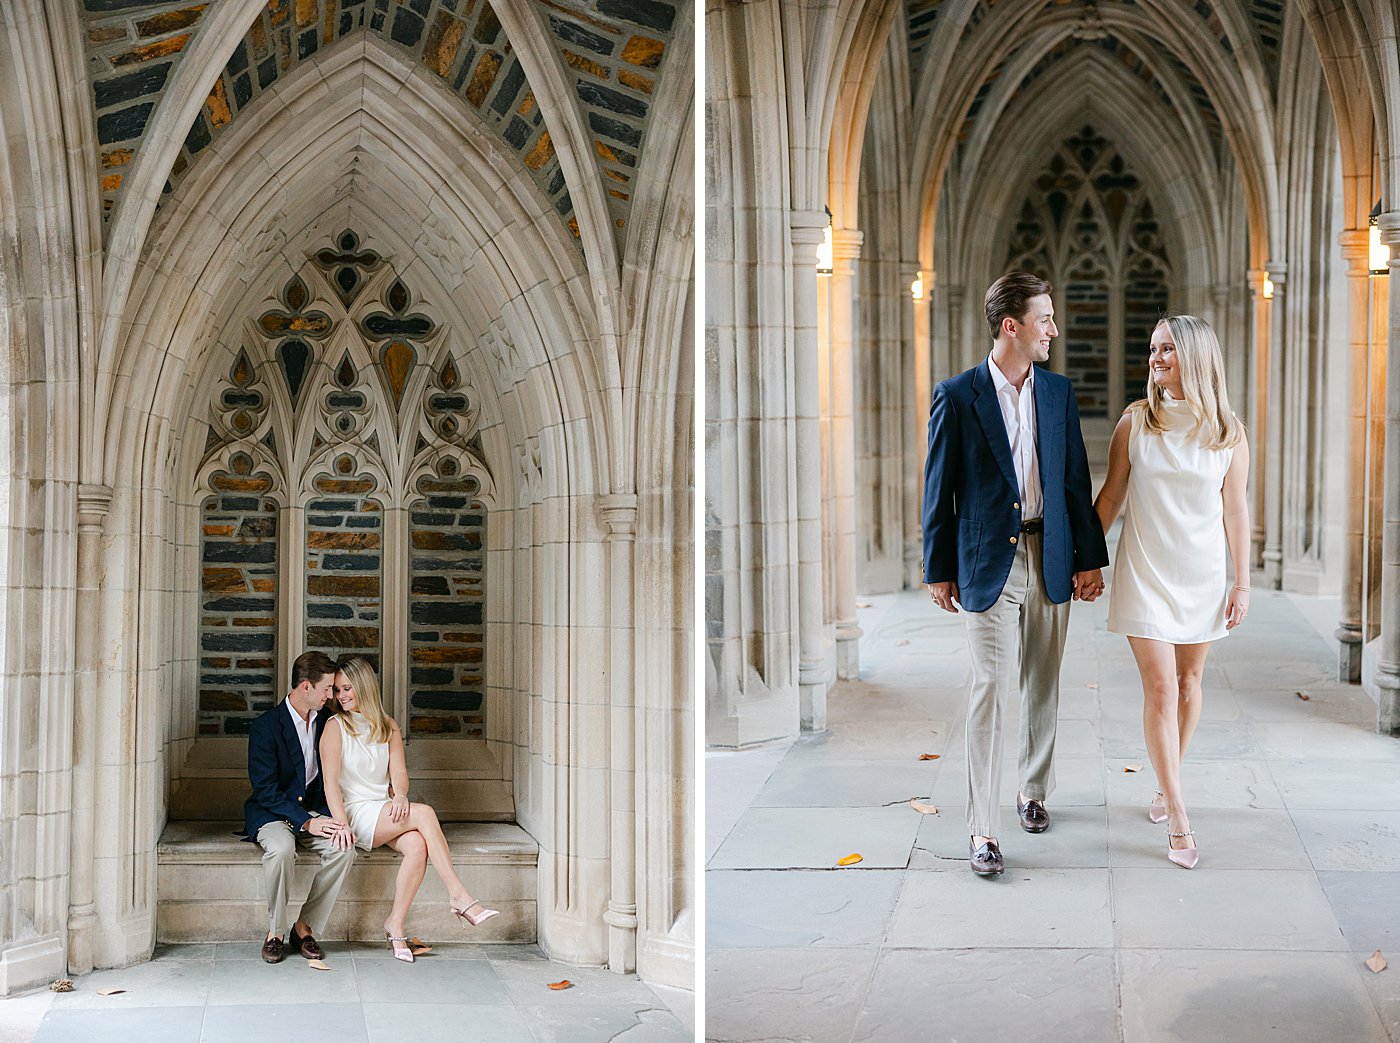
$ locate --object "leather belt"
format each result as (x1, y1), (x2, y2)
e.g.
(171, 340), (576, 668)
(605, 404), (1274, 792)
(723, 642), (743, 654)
(1020, 518), (1044, 535)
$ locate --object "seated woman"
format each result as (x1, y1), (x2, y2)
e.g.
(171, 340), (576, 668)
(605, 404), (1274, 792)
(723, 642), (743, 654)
(319, 655), (499, 962)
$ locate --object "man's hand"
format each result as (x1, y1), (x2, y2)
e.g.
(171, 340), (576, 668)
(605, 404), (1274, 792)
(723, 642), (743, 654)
(926, 581), (960, 614)
(306, 816), (356, 850)
(1073, 568), (1105, 602)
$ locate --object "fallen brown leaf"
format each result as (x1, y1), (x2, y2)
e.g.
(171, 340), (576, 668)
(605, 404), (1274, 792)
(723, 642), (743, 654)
(96, 988), (125, 996)
(836, 853), (863, 866)
(896, 639), (910, 646)
(307, 959), (331, 971)
(1123, 764), (1144, 773)
(1367, 950), (1388, 974)
(918, 753), (941, 761)
(1296, 691), (1311, 701)
(910, 799), (939, 815)
(857, 601), (872, 608)
(409, 936), (433, 954)
(1087, 683), (1100, 690)
(547, 979), (573, 990)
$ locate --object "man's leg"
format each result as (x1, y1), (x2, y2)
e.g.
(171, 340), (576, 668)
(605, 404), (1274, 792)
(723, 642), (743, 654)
(1018, 533), (1070, 803)
(964, 542), (1029, 841)
(255, 821), (296, 956)
(294, 830), (357, 942)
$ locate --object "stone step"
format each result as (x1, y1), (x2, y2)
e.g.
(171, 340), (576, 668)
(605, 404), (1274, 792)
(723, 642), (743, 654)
(157, 821), (537, 945)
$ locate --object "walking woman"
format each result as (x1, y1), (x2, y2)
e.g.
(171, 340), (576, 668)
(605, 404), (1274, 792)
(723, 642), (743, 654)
(1094, 314), (1251, 869)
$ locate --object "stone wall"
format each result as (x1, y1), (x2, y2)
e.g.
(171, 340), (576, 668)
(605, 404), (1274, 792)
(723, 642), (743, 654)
(304, 466), (384, 668)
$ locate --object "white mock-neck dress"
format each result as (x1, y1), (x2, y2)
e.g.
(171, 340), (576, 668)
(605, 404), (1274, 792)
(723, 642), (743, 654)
(336, 712), (391, 851)
(1106, 396), (1234, 643)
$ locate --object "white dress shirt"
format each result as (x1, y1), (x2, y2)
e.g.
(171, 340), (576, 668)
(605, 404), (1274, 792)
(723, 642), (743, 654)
(987, 354), (1042, 521)
(286, 699), (319, 789)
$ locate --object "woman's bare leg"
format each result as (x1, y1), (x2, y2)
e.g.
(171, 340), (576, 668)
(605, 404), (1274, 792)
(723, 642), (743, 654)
(383, 830), (427, 940)
(1174, 642), (1211, 760)
(1129, 637), (1192, 849)
(402, 802), (478, 907)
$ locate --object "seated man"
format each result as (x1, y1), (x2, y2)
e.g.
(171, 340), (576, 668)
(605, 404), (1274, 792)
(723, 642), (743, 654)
(241, 650), (357, 963)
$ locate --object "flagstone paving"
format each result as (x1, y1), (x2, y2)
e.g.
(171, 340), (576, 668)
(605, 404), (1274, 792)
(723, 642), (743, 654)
(707, 585), (1400, 1043)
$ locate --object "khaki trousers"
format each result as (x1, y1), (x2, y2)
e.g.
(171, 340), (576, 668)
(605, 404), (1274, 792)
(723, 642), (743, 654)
(962, 532), (1069, 838)
(256, 820), (356, 938)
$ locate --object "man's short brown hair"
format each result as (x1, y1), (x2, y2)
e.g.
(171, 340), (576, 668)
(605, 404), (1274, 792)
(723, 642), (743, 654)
(985, 271), (1053, 338)
(290, 650), (338, 691)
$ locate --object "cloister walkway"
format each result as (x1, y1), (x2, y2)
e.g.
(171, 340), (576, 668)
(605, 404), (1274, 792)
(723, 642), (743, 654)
(708, 582), (1400, 1042)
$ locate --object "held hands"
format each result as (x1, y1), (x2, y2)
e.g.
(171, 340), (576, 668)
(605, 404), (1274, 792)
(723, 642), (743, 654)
(926, 581), (959, 614)
(1225, 584), (1250, 629)
(308, 815), (356, 851)
(1073, 568), (1105, 602)
(388, 795), (410, 822)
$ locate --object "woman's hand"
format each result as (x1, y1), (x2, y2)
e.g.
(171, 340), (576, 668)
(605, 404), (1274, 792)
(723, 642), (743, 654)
(389, 795), (410, 822)
(1225, 585), (1250, 630)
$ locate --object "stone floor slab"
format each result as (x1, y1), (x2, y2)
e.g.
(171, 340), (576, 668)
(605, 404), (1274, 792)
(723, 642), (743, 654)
(204, 957), (365, 1005)
(1317, 871), (1400, 953)
(851, 948), (1119, 1043)
(708, 869), (903, 948)
(351, 955), (509, 1006)
(709, 806), (920, 870)
(705, 947), (878, 1043)
(1270, 758), (1400, 810)
(787, 720), (954, 764)
(1290, 810), (1400, 871)
(708, 744), (793, 863)
(929, 755), (1107, 808)
(362, 1001), (537, 1042)
(201, 1003), (369, 1042)
(1102, 759), (1283, 810)
(1106, 806), (1311, 871)
(1119, 949), (1387, 1043)
(30, 1006), (205, 1043)
(1252, 720), (1400, 762)
(1111, 868), (1346, 951)
(911, 804), (1110, 870)
(751, 758), (943, 809)
(42, 957), (212, 1009)
(886, 868), (1113, 949)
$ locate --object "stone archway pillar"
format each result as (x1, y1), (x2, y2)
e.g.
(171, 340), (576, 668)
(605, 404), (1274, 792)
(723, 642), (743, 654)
(67, 483), (113, 976)
(1246, 268), (1270, 571)
(907, 265), (932, 588)
(792, 211), (834, 731)
(830, 230), (864, 679)
(1108, 282), (1126, 417)
(1262, 265), (1288, 588)
(1338, 229), (1372, 681)
(1372, 214), (1400, 733)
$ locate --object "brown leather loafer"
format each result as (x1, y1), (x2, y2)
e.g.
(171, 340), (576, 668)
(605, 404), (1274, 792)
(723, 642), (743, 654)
(969, 839), (1004, 876)
(289, 926), (323, 960)
(261, 935), (285, 964)
(1018, 796), (1050, 833)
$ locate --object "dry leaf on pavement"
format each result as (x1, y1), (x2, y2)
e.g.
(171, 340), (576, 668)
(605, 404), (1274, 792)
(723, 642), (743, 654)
(1296, 691), (1311, 701)
(547, 980), (574, 990)
(918, 753), (940, 761)
(96, 988), (125, 996)
(307, 959), (331, 971)
(1087, 683), (1100, 690)
(1123, 764), (1144, 773)
(1367, 950), (1388, 973)
(896, 639), (910, 646)
(910, 799), (939, 815)
(409, 937), (433, 954)
(836, 853), (863, 866)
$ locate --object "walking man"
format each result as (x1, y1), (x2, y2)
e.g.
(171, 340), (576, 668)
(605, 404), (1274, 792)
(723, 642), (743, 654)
(922, 271), (1108, 876)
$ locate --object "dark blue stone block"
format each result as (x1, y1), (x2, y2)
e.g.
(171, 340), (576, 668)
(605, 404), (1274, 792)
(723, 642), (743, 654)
(258, 56), (278, 90)
(222, 716), (255, 735)
(409, 0), (431, 15)
(411, 631), (436, 641)
(201, 632), (276, 652)
(204, 540), (276, 563)
(410, 557), (482, 573)
(184, 114), (211, 154)
(347, 516), (382, 528)
(426, 495), (467, 509)
(555, 192), (573, 217)
(94, 63), (172, 109)
(490, 59), (527, 115)
(459, 514), (483, 527)
(200, 673), (274, 686)
(411, 690), (483, 711)
(227, 41), (249, 76)
(454, 44), (477, 91)
(320, 553), (380, 571)
(298, 27), (318, 60)
(203, 597), (276, 613)
(411, 667), (454, 685)
(239, 517), (275, 538)
(411, 512), (453, 525)
(308, 499), (357, 511)
(84, 0), (157, 10)
(503, 115), (531, 150)
(97, 102), (154, 145)
(308, 515), (344, 526)
(547, 15), (615, 55)
(232, 72), (252, 109)
(410, 602), (482, 625)
(308, 603), (354, 619)
(588, 111), (642, 148)
(547, 169), (565, 196)
(412, 576), (450, 596)
(576, 82), (647, 119)
(219, 496), (262, 511)
(598, 0), (675, 32)
(390, 7), (423, 46)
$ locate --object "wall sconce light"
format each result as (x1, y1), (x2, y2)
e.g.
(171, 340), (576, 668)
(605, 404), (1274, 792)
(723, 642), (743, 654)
(1262, 275), (1274, 300)
(1371, 215), (1390, 275)
(816, 209), (833, 276)
(910, 270), (924, 301)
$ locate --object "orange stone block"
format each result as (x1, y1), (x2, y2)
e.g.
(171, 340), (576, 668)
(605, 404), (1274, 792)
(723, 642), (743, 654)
(101, 174), (123, 192)
(251, 579), (276, 592)
(203, 568), (246, 593)
(382, 341), (414, 406)
(595, 140), (620, 162)
(134, 5), (206, 36)
(206, 77), (233, 128)
(102, 149), (134, 168)
(563, 51), (609, 79)
(308, 574), (380, 597)
(313, 477), (375, 495)
(295, 0), (316, 28)
(232, 617), (269, 627)
(210, 474), (271, 492)
(88, 25), (128, 44)
(620, 35), (664, 69)
(409, 646), (483, 664)
(524, 130), (555, 172)
(202, 525), (235, 537)
(608, 188), (630, 201)
(518, 91), (536, 117)
(465, 51), (502, 108)
(424, 12), (466, 77)
(440, 632), (484, 643)
(306, 531), (382, 550)
(111, 33), (192, 66)
(618, 70), (654, 94)
(203, 657), (232, 669)
(410, 715), (461, 734)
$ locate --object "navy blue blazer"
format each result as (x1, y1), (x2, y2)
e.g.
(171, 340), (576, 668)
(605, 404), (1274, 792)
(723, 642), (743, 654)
(240, 702), (335, 842)
(922, 360), (1108, 612)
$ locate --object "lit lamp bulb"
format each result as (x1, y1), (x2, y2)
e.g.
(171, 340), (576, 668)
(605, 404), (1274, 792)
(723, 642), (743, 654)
(1371, 221), (1390, 275)
(910, 271), (924, 301)
(1262, 275), (1274, 300)
(815, 223), (833, 275)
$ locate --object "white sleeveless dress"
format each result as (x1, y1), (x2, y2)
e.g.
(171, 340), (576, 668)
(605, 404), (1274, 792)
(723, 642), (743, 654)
(336, 713), (391, 851)
(1107, 398), (1234, 643)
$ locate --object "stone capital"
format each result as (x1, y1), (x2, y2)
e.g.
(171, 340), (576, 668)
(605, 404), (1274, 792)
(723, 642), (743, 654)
(831, 229), (863, 261)
(76, 483), (113, 532)
(1377, 211), (1400, 247)
(597, 494), (638, 538)
(789, 210), (828, 248)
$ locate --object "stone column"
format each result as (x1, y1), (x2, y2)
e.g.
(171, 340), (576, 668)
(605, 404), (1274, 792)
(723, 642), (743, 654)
(830, 230), (863, 679)
(906, 265), (931, 588)
(793, 211), (834, 731)
(1337, 230), (1372, 681)
(1372, 214), (1400, 732)
(1246, 269), (1270, 570)
(599, 495), (638, 973)
(1262, 265), (1287, 588)
(944, 284), (965, 375)
(67, 483), (112, 976)
(1108, 284), (1125, 416)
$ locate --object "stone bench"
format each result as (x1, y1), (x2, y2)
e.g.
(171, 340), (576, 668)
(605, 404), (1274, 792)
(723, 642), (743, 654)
(157, 820), (537, 944)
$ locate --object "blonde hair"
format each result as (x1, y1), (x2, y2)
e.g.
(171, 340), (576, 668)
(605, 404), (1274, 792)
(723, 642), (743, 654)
(1127, 314), (1243, 450)
(332, 656), (393, 744)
